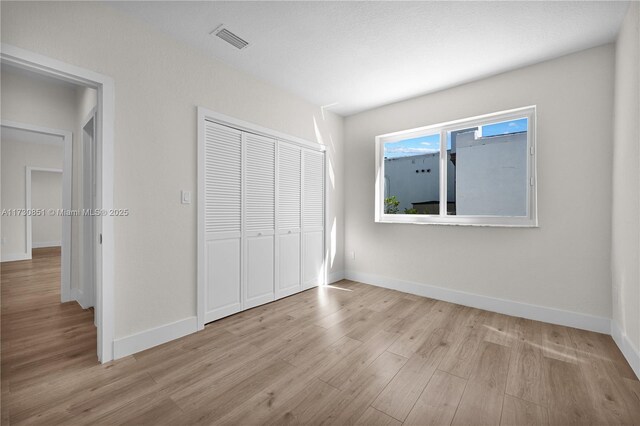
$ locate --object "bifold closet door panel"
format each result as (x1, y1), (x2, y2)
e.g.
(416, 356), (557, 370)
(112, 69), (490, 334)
(245, 235), (275, 308)
(205, 238), (241, 322)
(244, 133), (276, 308)
(278, 143), (301, 230)
(277, 142), (302, 298)
(278, 232), (301, 298)
(204, 122), (242, 322)
(303, 231), (323, 289)
(302, 149), (325, 289)
(245, 133), (276, 233)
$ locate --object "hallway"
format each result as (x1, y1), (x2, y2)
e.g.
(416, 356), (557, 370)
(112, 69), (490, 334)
(1, 247), (97, 423)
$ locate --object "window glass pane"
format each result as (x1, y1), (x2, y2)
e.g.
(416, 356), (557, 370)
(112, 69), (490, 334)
(383, 134), (440, 214)
(447, 118), (528, 216)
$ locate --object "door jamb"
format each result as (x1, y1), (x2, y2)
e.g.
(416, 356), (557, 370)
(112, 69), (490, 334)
(80, 107), (97, 312)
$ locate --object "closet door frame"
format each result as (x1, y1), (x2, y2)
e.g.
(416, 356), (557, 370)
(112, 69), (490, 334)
(197, 107), (326, 331)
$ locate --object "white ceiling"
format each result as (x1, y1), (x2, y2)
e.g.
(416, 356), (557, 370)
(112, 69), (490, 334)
(109, 1), (629, 116)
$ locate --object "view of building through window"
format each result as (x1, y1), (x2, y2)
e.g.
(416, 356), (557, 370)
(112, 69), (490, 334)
(383, 118), (529, 216)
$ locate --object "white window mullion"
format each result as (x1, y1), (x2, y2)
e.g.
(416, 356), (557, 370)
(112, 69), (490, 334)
(439, 129), (447, 217)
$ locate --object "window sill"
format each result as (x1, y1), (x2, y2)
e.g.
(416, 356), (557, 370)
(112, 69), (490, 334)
(375, 215), (538, 228)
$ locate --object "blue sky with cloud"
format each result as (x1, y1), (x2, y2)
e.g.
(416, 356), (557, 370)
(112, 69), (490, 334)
(384, 118), (528, 159)
(384, 134), (440, 159)
(482, 118), (528, 137)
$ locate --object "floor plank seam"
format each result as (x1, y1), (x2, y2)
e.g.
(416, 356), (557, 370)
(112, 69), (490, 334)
(435, 368), (467, 382)
(448, 371), (470, 426)
(316, 376), (341, 391)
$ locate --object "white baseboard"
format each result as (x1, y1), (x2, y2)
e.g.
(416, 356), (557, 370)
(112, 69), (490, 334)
(72, 288), (94, 310)
(69, 288), (83, 305)
(1, 252), (30, 262)
(100, 271), (634, 377)
(113, 316), (198, 359)
(345, 270), (611, 334)
(611, 321), (640, 379)
(328, 270), (345, 284)
(32, 241), (61, 248)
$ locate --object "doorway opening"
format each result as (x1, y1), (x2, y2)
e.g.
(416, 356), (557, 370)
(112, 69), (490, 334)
(0, 120), (97, 381)
(1, 44), (115, 363)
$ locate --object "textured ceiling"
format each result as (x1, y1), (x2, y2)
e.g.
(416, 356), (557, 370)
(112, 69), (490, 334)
(109, 1), (629, 116)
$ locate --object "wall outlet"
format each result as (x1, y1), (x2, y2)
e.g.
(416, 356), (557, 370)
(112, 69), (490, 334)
(349, 251), (355, 260)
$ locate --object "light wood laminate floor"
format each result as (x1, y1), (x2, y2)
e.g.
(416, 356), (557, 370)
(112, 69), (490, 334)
(2, 249), (639, 425)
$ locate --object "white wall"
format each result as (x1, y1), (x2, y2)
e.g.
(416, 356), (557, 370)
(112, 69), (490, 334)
(345, 45), (614, 320)
(0, 137), (63, 258)
(0, 1), (345, 339)
(611, 2), (640, 367)
(31, 170), (63, 247)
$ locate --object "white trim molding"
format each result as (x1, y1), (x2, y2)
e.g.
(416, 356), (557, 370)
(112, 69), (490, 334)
(1, 253), (30, 262)
(198, 107), (326, 153)
(611, 321), (640, 379)
(32, 241), (62, 249)
(113, 316), (198, 359)
(71, 287), (86, 307)
(345, 270), (611, 334)
(1, 43), (116, 363)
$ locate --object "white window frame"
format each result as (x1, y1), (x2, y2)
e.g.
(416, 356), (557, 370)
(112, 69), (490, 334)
(375, 106), (537, 227)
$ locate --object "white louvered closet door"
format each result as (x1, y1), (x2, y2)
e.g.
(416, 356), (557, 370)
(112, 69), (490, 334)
(244, 133), (276, 309)
(302, 149), (325, 289)
(204, 121), (243, 322)
(199, 111), (326, 328)
(276, 142), (302, 298)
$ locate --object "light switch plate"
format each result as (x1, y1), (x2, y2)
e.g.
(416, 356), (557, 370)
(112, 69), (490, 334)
(181, 190), (191, 204)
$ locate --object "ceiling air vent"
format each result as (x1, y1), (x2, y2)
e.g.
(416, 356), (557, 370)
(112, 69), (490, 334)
(211, 25), (249, 50)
